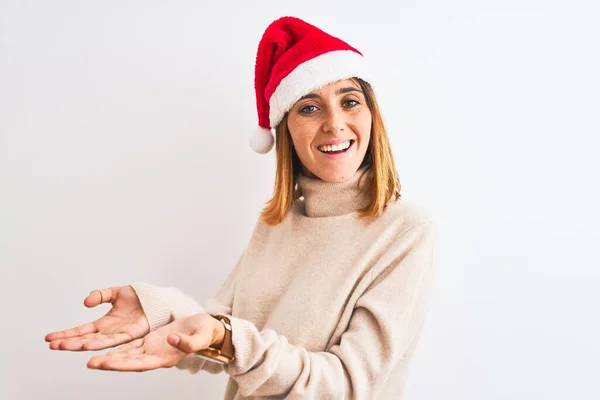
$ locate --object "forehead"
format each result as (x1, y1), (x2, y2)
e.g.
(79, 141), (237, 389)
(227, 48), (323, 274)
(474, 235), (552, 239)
(309, 78), (360, 95)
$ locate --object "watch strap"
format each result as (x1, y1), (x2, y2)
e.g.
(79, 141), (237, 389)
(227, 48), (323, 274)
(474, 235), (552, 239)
(196, 314), (235, 364)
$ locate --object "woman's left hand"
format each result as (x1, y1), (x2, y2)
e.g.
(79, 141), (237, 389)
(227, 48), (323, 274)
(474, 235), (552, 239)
(87, 312), (223, 372)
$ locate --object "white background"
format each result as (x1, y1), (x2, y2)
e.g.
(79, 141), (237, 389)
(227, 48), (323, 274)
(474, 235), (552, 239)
(1, 1), (599, 399)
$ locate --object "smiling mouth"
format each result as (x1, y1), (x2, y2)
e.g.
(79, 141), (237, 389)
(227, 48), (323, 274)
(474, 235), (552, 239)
(318, 140), (355, 154)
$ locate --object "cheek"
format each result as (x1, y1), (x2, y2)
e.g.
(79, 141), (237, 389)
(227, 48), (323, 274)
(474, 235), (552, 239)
(355, 112), (372, 139)
(288, 118), (317, 149)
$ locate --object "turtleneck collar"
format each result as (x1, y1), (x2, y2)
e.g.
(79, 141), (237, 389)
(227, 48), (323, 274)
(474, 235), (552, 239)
(296, 166), (373, 218)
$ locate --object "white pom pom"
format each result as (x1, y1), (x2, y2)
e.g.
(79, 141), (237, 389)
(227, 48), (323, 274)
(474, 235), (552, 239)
(249, 127), (275, 154)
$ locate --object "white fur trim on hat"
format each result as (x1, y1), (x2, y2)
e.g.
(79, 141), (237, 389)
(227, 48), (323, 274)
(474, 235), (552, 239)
(249, 127), (275, 154)
(268, 50), (371, 128)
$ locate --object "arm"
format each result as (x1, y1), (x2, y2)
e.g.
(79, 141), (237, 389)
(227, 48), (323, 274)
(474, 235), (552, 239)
(221, 222), (437, 398)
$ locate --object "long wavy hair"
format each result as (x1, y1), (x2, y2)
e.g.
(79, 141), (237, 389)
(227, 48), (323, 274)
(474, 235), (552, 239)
(260, 78), (401, 226)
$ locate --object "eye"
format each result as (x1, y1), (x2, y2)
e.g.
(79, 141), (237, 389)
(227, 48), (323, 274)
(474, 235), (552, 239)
(343, 99), (359, 108)
(299, 105), (318, 114)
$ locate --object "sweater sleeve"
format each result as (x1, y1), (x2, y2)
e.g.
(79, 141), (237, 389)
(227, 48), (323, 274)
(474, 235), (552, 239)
(129, 250), (246, 375)
(220, 221), (438, 399)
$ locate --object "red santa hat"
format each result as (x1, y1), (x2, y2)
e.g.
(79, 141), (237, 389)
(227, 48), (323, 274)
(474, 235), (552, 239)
(250, 16), (372, 154)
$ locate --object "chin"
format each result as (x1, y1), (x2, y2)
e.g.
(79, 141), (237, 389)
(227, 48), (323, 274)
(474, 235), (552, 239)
(317, 165), (360, 183)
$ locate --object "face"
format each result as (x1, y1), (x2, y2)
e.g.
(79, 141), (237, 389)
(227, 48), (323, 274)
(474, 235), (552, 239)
(286, 78), (372, 183)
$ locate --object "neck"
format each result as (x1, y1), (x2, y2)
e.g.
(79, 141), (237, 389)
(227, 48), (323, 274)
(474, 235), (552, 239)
(296, 166), (373, 217)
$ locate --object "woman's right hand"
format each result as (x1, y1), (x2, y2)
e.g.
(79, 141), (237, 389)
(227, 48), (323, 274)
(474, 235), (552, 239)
(45, 286), (150, 351)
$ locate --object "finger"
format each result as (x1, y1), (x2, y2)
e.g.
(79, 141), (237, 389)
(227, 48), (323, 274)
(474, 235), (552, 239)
(88, 354), (164, 372)
(80, 333), (133, 351)
(52, 333), (97, 351)
(48, 329), (97, 349)
(50, 337), (85, 351)
(84, 287), (118, 308)
(45, 322), (97, 342)
(51, 333), (130, 351)
(167, 333), (211, 354)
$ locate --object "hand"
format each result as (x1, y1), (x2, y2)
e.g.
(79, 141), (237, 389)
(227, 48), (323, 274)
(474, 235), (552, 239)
(87, 313), (221, 372)
(45, 286), (149, 351)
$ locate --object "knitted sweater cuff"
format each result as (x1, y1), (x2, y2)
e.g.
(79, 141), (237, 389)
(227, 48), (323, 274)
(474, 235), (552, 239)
(223, 316), (274, 376)
(130, 282), (171, 331)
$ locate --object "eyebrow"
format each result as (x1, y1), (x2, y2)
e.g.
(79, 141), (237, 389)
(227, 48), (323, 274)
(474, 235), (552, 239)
(299, 86), (363, 100)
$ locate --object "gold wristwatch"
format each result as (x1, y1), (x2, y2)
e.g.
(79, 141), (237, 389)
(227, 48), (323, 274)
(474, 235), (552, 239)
(196, 314), (235, 365)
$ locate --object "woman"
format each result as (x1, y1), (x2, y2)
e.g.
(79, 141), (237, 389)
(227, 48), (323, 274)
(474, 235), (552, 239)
(45, 16), (438, 399)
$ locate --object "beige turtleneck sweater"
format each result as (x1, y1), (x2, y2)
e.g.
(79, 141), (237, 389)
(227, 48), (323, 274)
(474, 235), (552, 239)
(131, 167), (438, 399)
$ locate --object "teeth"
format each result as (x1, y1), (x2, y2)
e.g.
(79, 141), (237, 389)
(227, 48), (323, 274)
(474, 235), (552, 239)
(319, 140), (351, 153)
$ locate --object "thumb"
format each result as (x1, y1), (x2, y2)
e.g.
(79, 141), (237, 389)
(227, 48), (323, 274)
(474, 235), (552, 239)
(84, 287), (118, 308)
(167, 332), (211, 354)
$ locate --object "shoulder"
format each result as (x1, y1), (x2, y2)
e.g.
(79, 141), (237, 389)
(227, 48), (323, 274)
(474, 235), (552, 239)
(381, 198), (437, 234)
(373, 200), (438, 274)
(351, 199), (437, 261)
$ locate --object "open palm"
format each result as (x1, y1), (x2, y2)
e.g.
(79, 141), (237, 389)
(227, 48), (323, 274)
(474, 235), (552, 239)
(87, 313), (216, 372)
(45, 286), (150, 351)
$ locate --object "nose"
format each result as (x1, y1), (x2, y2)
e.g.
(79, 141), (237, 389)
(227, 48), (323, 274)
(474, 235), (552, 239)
(321, 106), (345, 134)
